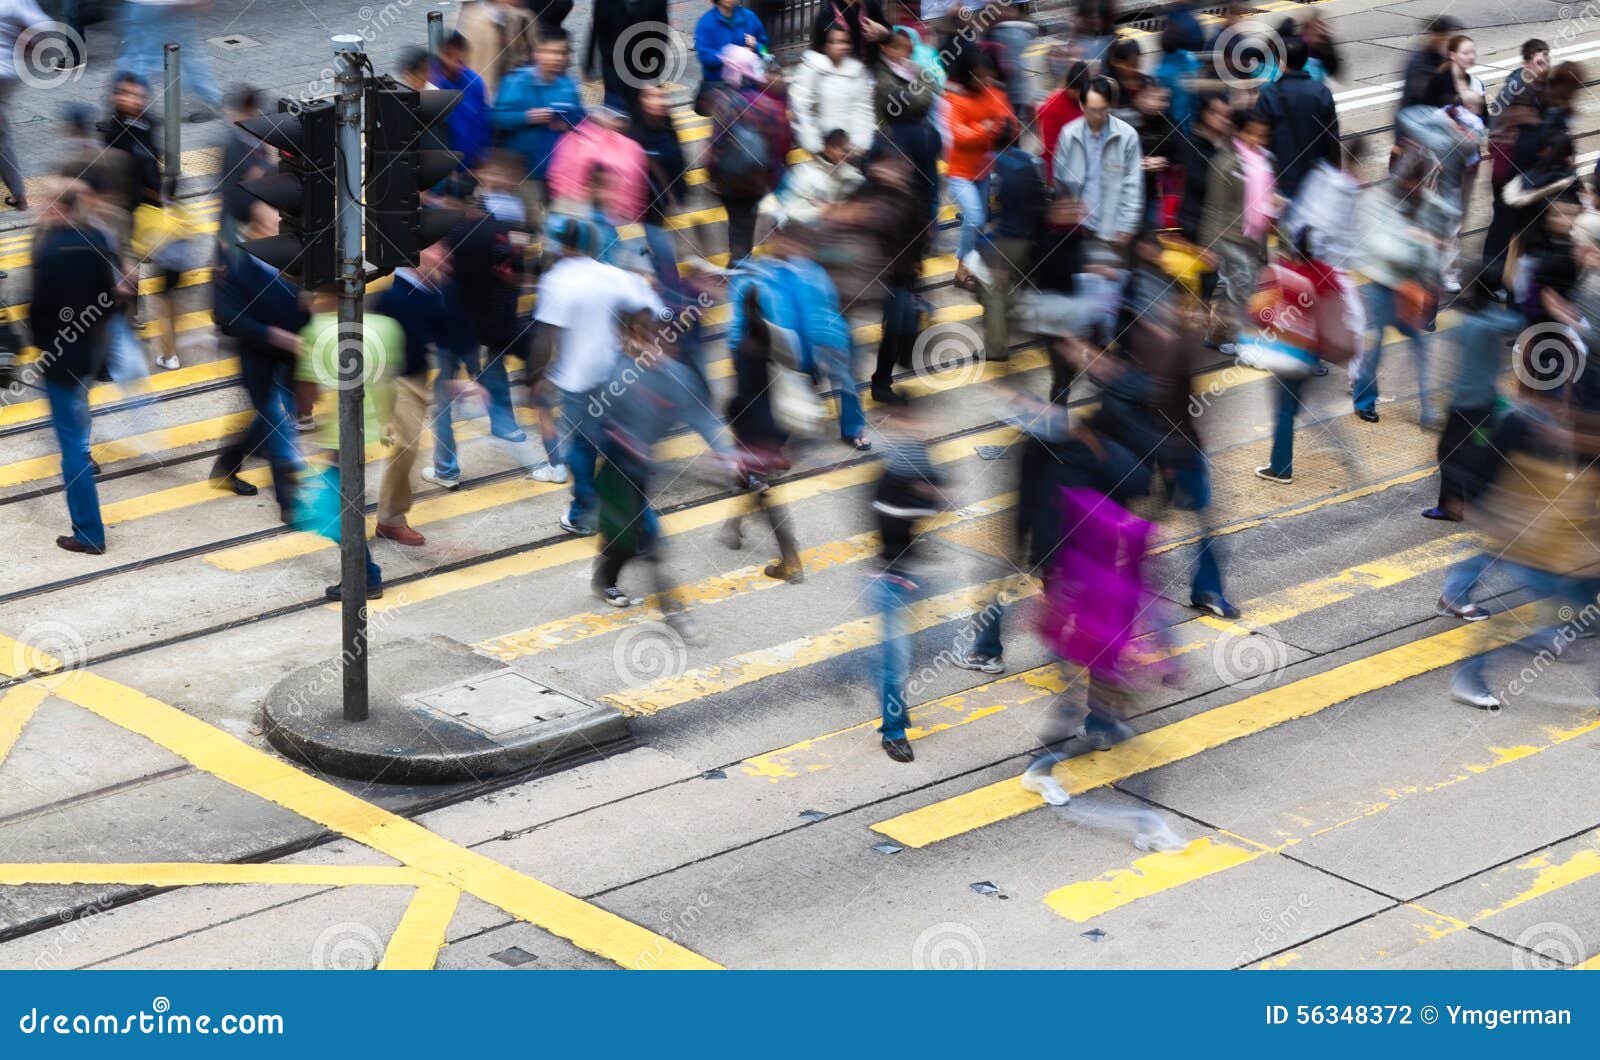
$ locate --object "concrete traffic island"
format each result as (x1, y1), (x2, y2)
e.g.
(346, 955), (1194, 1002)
(262, 635), (628, 784)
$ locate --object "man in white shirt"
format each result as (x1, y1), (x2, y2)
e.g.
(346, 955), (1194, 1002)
(534, 215), (665, 535)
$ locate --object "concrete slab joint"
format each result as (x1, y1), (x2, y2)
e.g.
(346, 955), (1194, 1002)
(261, 635), (628, 783)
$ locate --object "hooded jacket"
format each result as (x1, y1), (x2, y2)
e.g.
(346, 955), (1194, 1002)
(789, 49), (876, 155)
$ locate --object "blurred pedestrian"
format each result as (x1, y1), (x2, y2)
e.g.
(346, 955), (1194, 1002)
(874, 28), (942, 224)
(212, 202), (308, 521)
(434, 32), (492, 170)
(790, 22), (875, 156)
(454, 0), (535, 101)
(695, 0), (770, 87)
(1199, 106), (1273, 357)
(117, 0), (223, 121)
(494, 28), (584, 231)
(630, 83), (688, 286)
(1256, 34), (1338, 201)
(945, 47), (1014, 284)
(532, 216), (666, 535)
(1399, 15), (1460, 110)
(217, 85), (269, 253)
(0, 0), (53, 209)
(976, 118), (1045, 366)
(32, 181), (116, 555)
(813, 0), (891, 65)
(873, 397), (947, 763)
(585, 0), (669, 114)
(372, 238), (454, 548)
(702, 45), (790, 264)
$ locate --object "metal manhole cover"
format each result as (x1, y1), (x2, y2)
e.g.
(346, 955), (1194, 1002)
(208, 35), (262, 50)
(413, 670), (587, 736)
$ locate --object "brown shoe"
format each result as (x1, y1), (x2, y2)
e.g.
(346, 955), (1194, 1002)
(763, 558), (804, 584)
(56, 534), (106, 555)
(375, 523), (425, 546)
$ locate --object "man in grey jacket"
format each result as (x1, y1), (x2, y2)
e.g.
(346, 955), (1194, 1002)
(1051, 76), (1144, 248)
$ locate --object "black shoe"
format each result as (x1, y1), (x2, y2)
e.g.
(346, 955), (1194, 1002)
(1355, 409), (1380, 424)
(882, 736), (915, 763)
(56, 534), (105, 555)
(213, 473), (258, 496)
(88, 458), (101, 476)
(870, 382), (897, 403)
(1083, 714), (1135, 751)
(1190, 593), (1240, 620)
(324, 582), (384, 601)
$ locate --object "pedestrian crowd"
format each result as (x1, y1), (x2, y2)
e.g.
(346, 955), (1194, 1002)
(14, 1), (1600, 805)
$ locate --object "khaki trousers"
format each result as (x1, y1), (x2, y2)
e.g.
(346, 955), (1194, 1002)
(378, 375), (431, 526)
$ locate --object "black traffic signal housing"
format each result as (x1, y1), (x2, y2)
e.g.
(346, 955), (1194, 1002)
(235, 98), (338, 289)
(365, 77), (463, 273)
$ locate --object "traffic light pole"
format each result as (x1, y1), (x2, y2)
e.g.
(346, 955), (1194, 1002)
(162, 43), (180, 198)
(333, 34), (370, 723)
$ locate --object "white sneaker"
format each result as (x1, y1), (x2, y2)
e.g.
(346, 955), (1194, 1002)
(156, 354), (180, 371)
(1133, 816), (1187, 853)
(1020, 771), (1071, 806)
(528, 462), (569, 483)
(421, 467), (461, 490)
(1450, 681), (1502, 711)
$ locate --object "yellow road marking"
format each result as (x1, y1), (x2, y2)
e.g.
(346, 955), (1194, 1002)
(477, 493), (1019, 662)
(1048, 713), (1600, 924)
(1044, 837), (1267, 923)
(0, 633), (64, 679)
(44, 670), (719, 969)
(0, 684), (48, 767)
(0, 412), (253, 489)
(607, 577), (1025, 717)
(870, 602), (1545, 848)
(379, 884), (462, 970)
(0, 357), (241, 428)
(0, 862), (429, 887)
(1473, 840), (1600, 922)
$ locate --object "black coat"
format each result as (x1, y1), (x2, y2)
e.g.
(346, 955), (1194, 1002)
(631, 114), (687, 225)
(30, 226), (118, 384)
(1256, 69), (1339, 199)
(214, 247), (310, 365)
(586, 0), (671, 109)
(101, 114), (162, 211)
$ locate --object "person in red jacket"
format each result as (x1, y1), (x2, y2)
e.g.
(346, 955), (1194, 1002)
(944, 48), (1014, 286)
(1037, 59), (1090, 169)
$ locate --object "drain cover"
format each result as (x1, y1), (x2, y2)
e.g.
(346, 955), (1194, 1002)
(414, 671), (586, 736)
(208, 35), (262, 50)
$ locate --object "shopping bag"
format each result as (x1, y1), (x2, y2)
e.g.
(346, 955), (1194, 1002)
(769, 365), (827, 437)
(291, 465), (344, 542)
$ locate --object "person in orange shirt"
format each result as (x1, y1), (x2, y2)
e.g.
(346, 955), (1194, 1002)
(944, 48), (1015, 286)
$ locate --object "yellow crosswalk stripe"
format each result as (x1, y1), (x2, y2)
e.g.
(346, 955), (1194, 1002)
(0, 412), (253, 490)
(378, 884), (462, 970)
(477, 494), (1018, 662)
(1044, 837), (1267, 922)
(0, 357), (241, 427)
(870, 601), (1545, 849)
(0, 684), (49, 767)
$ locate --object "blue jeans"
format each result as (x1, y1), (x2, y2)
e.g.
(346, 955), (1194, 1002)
(1354, 283), (1429, 416)
(431, 342), (520, 478)
(875, 573), (917, 740)
(46, 379), (104, 550)
(812, 343), (865, 441)
(556, 386), (604, 530)
(661, 357), (733, 456)
(117, 3), (223, 109)
(949, 176), (987, 261)
(1267, 375), (1307, 478)
(1170, 458), (1224, 601)
(218, 353), (304, 511)
(643, 223), (680, 290)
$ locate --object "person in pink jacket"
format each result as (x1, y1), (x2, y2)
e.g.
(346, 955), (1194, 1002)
(546, 105), (650, 225)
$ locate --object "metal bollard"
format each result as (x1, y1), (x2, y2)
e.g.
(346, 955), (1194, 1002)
(428, 11), (444, 63)
(163, 42), (181, 197)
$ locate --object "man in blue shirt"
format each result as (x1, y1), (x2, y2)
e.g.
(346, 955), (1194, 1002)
(433, 32), (490, 169)
(493, 29), (584, 217)
(695, 0), (769, 84)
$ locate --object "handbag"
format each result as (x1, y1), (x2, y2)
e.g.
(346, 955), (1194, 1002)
(131, 201), (200, 264)
(769, 364), (827, 437)
(291, 465), (345, 542)
(1393, 279), (1436, 332)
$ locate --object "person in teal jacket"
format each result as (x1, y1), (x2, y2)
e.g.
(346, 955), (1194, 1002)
(492, 31), (585, 185)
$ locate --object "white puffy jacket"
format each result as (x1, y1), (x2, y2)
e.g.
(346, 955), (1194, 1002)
(788, 50), (876, 156)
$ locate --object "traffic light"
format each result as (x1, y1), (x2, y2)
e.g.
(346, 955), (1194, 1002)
(235, 98), (338, 289)
(365, 77), (463, 273)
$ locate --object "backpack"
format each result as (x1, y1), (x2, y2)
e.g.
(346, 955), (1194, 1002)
(710, 117), (771, 201)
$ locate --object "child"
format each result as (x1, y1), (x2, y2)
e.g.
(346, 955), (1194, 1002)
(767, 127), (863, 228)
